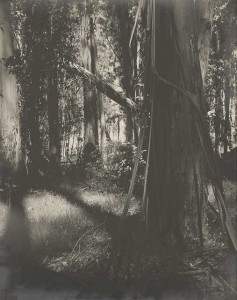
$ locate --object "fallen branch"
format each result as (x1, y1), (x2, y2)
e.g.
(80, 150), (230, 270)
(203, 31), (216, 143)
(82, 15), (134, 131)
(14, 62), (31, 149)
(70, 63), (137, 111)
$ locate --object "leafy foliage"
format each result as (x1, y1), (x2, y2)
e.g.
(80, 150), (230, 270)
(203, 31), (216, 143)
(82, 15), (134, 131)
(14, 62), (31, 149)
(82, 142), (145, 195)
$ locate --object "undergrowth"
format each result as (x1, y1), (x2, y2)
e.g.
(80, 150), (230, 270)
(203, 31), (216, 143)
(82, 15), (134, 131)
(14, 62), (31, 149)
(0, 180), (235, 298)
(67, 142), (146, 196)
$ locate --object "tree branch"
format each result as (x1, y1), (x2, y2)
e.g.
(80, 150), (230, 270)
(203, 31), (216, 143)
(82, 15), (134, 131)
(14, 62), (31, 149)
(69, 63), (137, 111)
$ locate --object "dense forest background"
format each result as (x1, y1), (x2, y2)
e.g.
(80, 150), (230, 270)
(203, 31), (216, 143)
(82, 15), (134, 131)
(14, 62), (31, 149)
(2, 0), (236, 173)
(0, 0), (236, 299)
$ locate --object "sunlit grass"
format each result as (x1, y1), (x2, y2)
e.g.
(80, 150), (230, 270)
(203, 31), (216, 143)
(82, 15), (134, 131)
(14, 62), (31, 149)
(0, 180), (235, 272)
(75, 188), (140, 216)
(23, 190), (95, 258)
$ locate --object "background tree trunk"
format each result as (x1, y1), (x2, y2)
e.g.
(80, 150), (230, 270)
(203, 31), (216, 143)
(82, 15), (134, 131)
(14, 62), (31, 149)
(224, 76), (231, 154)
(82, 1), (99, 146)
(47, 13), (61, 177)
(99, 94), (106, 153)
(115, 0), (136, 143)
(22, 6), (43, 181)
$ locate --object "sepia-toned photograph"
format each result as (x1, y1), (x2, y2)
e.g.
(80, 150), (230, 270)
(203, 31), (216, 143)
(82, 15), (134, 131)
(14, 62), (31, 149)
(0, 0), (236, 299)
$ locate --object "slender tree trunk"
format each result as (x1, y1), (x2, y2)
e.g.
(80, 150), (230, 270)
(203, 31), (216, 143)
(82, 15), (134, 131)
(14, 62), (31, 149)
(21, 6), (43, 181)
(47, 14), (61, 177)
(235, 89), (237, 145)
(99, 94), (106, 152)
(223, 76), (231, 154)
(214, 89), (223, 156)
(28, 71), (42, 179)
(82, 2), (98, 146)
(115, 0), (136, 143)
(118, 117), (120, 141)
(145, 0), (212, 245)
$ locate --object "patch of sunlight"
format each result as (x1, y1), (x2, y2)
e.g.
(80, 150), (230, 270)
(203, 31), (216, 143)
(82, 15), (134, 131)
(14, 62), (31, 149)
(23, 190), (94, 256)
(79, 189), (140, 216)
(24, 190), (86, 221)
(0, 202), (8, 237)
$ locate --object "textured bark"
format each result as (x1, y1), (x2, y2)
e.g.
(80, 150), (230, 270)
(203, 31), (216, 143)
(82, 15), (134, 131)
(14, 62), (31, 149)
(71, 64), (137, 111)
(212, 32), (223, 155)
(196, 0), (214, 82)
(222, 0), (235, 153)
(214, 90), (223, 156)
(47, 14), (61, 176)
(99, 94), (106, 152)
(0, 1), (22, 184)
(0, 4), (28, 293)
(27, 68), (42, 178)
(114, 0), (137, 142)
(82, 2), (98, 146)
(145, 0), (212, 244)
(22, 6), (43, 180)
(223, 76), (231, 154)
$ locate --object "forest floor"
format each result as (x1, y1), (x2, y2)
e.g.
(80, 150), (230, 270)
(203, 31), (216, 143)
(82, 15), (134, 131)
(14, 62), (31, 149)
(0, 179), (236, 299)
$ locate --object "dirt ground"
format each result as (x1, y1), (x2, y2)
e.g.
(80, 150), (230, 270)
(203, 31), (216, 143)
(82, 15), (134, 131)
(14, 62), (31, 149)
(0, 180), (236, 299)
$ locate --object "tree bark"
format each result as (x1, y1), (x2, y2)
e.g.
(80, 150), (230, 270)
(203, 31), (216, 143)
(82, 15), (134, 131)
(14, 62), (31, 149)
(99, 94), (106, 152)
(114, 0), (136, 143)
(21, 5), (43, 181)
(0, 0), (22, 184)
(223, 76), (231, 154)
(47, 13), (61, 177)
(214, 89), (223, 156)
(196, 0), (214, 82)
(145, 0), (212, 245)
(82, 2), (99, 146)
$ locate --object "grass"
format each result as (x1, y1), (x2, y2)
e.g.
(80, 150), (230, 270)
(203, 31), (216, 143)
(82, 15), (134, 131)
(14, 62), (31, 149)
(0, 179), (236, 300)
(0, 190), (110, 272)
(75, 187), (140, 216)
(24, 191), (93, 255)
(0, 180), (236, 285)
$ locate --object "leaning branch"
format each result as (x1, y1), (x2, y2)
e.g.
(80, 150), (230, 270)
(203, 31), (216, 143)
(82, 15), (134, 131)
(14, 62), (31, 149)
(69, 63), (137, 111)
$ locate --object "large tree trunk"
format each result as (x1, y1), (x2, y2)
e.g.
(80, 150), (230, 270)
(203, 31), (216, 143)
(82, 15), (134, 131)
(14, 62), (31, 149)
(47, 13), (61, 177)
(82, 1), (99, 146)
(0, 2), (29, 296)
(0, 0), (22, 184)
(145, 0), (213, 245)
